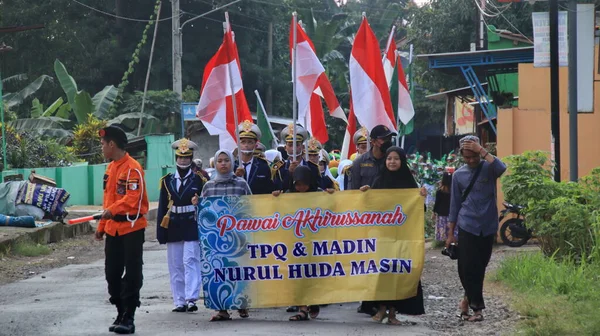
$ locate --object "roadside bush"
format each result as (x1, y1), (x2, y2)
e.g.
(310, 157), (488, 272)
(501, 151), (600, 262)
(1, 127), (75, 169)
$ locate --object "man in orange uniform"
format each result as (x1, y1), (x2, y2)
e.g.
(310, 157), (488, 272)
(95, 126), (149, 334)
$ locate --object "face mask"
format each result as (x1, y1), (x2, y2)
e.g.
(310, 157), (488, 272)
(380, 141), (393, 153)
(176, 163), (191, 169)
(241, 150), (254, 155)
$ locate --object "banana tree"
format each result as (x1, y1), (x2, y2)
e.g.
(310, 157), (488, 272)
(2, 74), (53, 109)
(53, 59), (118, 122)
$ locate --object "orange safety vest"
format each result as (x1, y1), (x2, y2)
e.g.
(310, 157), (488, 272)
(98, 153), (149, 236)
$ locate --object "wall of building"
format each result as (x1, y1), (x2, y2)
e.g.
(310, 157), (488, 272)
(497, 45), (600, 206)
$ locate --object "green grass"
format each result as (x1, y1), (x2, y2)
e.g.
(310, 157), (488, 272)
(495, 252), (600, 336)
(12, 240), (51, 257)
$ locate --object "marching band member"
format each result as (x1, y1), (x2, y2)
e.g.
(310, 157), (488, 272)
(335, 159), (353, 191)
(157, 139), (205, 314)
(265, 149), (285, 190)
(318, 149), (339, 191)
(279, 124), (320, 192)
(233, 121), (276, 195)
(254, 141), (267, 158)
(95, 125), (149, 334)
(354, 127), (369, 156)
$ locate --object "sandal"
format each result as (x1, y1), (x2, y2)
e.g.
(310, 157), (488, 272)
(308, 305), (320, 319)
(387, 317), (402, 325)
(286, 306), (299, 313)
(238, 309), (249, 318)
(209, 313), (232, 322)
(372, 310), (387, 323)
(458, 298), (470, 320)
(289, 310), (310, 321)
(468, 313), (484, 322)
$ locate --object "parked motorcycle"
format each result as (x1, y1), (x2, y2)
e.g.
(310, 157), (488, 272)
(499, 202), (531, 247)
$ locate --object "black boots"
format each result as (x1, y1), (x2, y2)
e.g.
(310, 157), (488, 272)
(113, 307), (136, 334)
(109, 305), (124, 332)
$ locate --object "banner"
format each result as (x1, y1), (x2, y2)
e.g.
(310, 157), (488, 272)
(532, 11), (568, 68)
(198, 189), (424, 310)
(454, 98), (475, 135)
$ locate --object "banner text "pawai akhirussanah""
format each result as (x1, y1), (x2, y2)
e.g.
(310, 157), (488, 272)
(216, 205), (408, 238)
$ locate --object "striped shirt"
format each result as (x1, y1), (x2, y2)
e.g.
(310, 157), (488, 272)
(201, 176), (252, 197)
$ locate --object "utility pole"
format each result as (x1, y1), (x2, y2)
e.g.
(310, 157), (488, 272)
(549, 0), (561, 182)
(266, 22), (273, 115)
(172, 0), (182, 97)
(568, 0), (578, 181)
(479, 0), (485, 49)
(173, 0), (243, 98)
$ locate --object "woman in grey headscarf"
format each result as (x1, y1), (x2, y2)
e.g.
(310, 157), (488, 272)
(201, 149), (251, 198)
(200, 149), (251, 322)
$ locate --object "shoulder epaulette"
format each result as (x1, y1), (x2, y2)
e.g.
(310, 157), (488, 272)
(256, 156), (269, 163)
(195, 171), (208, 184)
(159, 173), (172, 189)
(307, 160), (319, 167)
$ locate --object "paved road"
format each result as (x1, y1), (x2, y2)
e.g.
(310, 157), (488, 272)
(0, 241), (437, 336)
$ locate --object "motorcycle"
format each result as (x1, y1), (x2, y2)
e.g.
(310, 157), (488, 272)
(499, 202), (532, 247)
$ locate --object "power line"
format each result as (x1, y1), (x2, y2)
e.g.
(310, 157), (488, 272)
(70, 0), (179, 23)
(182, 12), (269, 33)
(473, 0), (512, 18)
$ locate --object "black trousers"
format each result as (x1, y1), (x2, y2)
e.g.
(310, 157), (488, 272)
(105, 229), (145, 310)
(457, 227), (494, 311)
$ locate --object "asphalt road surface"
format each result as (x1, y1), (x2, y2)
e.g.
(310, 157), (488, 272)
(0, 241), (437, 336)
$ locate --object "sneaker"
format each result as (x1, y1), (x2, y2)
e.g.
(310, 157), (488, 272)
(187, 301), (198, 312)
(172, 305), (187, 313)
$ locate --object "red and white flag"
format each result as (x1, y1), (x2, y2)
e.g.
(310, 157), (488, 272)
(349, 16), (396, 132)
(396, 53), (415, 126)
(340, 92), (357, 160)
(382, 26), (396, 88)
(196, 25), (252, 151)
(290, 18), (345, 144)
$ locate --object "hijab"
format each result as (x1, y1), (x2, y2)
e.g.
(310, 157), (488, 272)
(213, 149), (236, 183)
(372, 146), (419, 190)
(292, 165), (319, 192)
(265, 149), (282, 164)
(336, 159), (353, 191)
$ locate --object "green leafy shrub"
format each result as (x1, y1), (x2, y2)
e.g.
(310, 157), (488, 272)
(1, 126), (75, 169)
(501, 151), (600, 262)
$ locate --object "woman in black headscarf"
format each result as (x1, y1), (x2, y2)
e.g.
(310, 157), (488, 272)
(361, 146), (425, 325)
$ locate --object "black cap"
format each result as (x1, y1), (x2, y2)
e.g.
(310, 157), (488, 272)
(370, 125), (397, 139)
(99, 126), (128, 149)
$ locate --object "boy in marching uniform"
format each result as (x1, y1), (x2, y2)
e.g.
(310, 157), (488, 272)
(156, 138), (205, 313)
(279, 124), (321, 192)
(233, 120), (275, 195)
(354, 127), (369, 156)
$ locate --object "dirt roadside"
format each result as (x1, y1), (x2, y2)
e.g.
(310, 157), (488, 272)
(0, 221), (159, 286)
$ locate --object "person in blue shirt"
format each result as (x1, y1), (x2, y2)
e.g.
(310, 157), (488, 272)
(446, 135), (507, 323)
(233, 120), (275, 195)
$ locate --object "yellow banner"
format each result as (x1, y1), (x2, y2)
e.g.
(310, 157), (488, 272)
(198, 189), (424, 309)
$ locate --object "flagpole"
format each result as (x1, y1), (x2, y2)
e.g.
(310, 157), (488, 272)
(292, 12), (298, 161)
(395, 51), (401, 147)
(362, 12), (371, 153)
(223, 13), (242, 162)
(383, 25), (396, 61)
(401, 44), (414, 149)
(254, 90), (277, 149)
